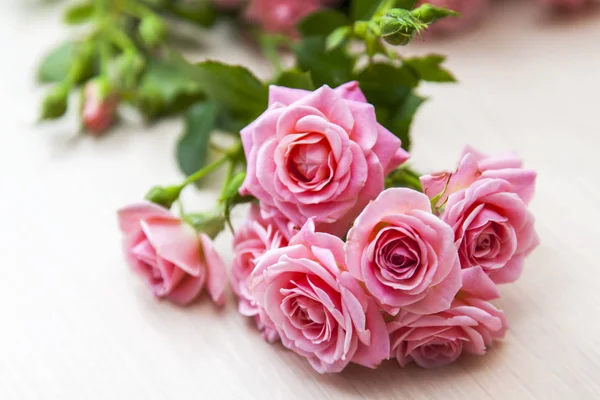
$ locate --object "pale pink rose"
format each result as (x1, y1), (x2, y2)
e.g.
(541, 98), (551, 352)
(82, 80), (119, 135)
(250, 220), (390, 373)
(231, 204), (287, 342)
(418, 0), (489, 37)
(346, 188), (461, 315)
(389, 266), (508, 369)
(118, 202), (227, 306)
(421, 145), (537, 208)
(240, 82), (410, 238)
(538, 0), (588, 10)
(442, 178), (539, 284)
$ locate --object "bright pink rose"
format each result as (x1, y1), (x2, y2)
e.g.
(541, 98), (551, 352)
(240, 82), (409, 238)
(421, 145), (537, 207)
(442, 178), (539, 284)
(250, 220), (390, 373)
(389, 266), (508, 369)
(346, 188), (461, 315)
(118, 202), (227, 306)
(418, 0), (489, 37)
(82, 80), (119, 135)
(231, 204), (287, 342)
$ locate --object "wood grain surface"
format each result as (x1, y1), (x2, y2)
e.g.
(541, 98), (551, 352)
(2, 1), (599, 399)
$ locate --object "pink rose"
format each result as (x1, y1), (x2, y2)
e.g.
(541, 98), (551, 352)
(421, 145), (537, 207)
(118, 202), (227, 306)
(442, 178), (539, 284)
(245, 0), (321, 35)
(82, 80), (119, 135)
(244, 0), (342, 35)
(389, 266), (508, 369)
(418, 0), (489, 37)
(231, 204), (287, 342)
(240, 82), (410, 237)
(250, 220), (390, 373)
(346, 188), (461, 315)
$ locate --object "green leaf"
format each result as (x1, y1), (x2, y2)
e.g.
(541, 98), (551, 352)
(386, 92), (426, 149)
(297, 10), (350, 37)
(190, 61), (268, 121)
(351, 0), (384, 21)
(326, 26), (352, 51)
(64, 2), (94, 25)
(176, 102), (218, 177)
(220, 171), (255, 232)
(357, 63), (423, 149)
(168, 1), (218, 27)
(37, 42), (77, 83)
(293, 37), (355, 87)
(274, 70), (315, 90)
(404, 55), (456, 82)
(135, 58), (204, 118)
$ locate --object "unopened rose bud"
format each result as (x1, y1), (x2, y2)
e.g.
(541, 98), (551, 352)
(81, 78), (119, 135)
(380, 9), (421, 46)
(139, 15), (167, 48)
(145, 185), (182, 209)
(41, 85), (69, 120)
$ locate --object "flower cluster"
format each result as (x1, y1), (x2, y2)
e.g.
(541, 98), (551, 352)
(118, 82), (538, 373)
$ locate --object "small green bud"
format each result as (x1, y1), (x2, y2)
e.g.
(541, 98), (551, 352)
(144, 185), (182, 209)
(138, 15), (167, 48)
(411, 4), (459, 24)
(41, 85), (69, 120)
(379, 8), (426, 46)
(184, 212), (225, 239)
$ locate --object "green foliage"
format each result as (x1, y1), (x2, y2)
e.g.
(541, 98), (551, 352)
(274, 70), (315, 91)
(351, 0), (384, 21)
(167, 0), (218, 27)
(135, 59), (203, 118)
(297, 10), (350, 37)
(176, 102), (218, 177)
(326, 26), (352, 51)
(38, 42), (76, 83)
(405, 55), (456, 83)
(220, 171), (255, 232)
(144, 185), (182, 209)
(293, 37), (355, 88)
(385, 166), (423, 191)
(64, 2), (94, 25)
(189, 61), (268, 122)
(357, 63), (423, 149)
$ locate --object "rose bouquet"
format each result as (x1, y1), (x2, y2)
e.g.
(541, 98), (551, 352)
(117, 2), (539, 373)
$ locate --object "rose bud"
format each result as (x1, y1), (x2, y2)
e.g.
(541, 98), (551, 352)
(81, 78), (119, 135)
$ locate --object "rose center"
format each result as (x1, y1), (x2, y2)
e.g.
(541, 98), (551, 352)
(288, 140), (329, 183)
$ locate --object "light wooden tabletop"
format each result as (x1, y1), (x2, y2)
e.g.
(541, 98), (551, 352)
(2, 1), (599, 399)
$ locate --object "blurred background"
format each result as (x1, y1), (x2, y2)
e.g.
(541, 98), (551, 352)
(1, 1), (599, 399)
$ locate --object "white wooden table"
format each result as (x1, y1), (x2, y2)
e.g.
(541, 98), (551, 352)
(2, 1), (599, 399)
